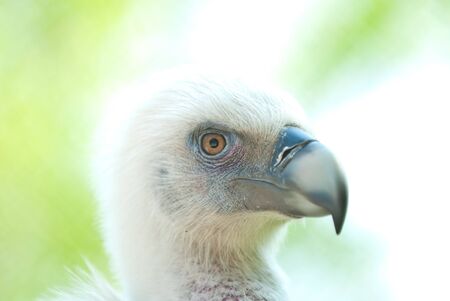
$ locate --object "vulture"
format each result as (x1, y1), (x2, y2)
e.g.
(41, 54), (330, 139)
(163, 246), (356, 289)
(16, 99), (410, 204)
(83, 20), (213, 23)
(42, 75), (348, 301)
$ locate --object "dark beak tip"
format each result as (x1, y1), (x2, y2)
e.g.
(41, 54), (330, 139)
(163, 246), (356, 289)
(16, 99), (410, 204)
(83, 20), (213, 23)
(332, 176), (348, 235)
(332, 208), (347, 235)
(334, 222), (343, 235)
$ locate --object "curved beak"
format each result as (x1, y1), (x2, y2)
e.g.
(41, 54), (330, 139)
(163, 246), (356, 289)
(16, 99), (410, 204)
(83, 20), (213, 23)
(236, 127), (348, 234)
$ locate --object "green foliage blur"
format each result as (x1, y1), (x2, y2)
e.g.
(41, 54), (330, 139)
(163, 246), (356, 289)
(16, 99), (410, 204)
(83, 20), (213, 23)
(1, 1), (449, 300)
(1, 2), (129, 300)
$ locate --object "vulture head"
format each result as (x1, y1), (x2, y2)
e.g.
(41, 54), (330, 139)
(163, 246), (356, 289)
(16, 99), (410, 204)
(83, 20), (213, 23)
(93, 76), (348, 301)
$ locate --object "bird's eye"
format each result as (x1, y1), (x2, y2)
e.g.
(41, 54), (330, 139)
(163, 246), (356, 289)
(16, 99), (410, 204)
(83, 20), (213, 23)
(201, 133), (226, 156)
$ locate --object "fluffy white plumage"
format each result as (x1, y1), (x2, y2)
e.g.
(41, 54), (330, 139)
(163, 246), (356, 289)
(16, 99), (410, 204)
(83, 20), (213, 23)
(40, 73), (326, 301)
(39, 263), (120, 301)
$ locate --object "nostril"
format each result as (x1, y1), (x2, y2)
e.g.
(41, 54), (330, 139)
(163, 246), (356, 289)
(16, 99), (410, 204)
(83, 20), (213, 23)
(279, 146), (296, 164)
(274, 145), (297, 168)
(274, 140), (317, 168)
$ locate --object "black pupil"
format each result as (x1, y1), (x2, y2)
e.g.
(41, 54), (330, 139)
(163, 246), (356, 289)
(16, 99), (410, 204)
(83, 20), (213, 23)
(209, 138), (219, 148)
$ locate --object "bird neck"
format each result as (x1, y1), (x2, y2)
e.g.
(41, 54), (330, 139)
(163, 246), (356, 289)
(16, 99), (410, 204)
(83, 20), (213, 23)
(179, 257), (287, 301)
(114, 212), (289, 301)
(169, 229), (288, 301)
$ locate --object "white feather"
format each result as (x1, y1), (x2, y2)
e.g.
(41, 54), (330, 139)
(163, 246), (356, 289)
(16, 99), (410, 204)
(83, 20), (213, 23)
(38, 262), (121, 301)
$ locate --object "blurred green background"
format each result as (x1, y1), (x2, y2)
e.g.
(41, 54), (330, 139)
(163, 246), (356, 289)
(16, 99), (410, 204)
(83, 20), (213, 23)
(1, 1), (449, 300)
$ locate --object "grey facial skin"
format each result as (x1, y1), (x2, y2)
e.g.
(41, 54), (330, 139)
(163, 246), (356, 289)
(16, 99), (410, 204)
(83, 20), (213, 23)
(235, 127), (348, 234)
